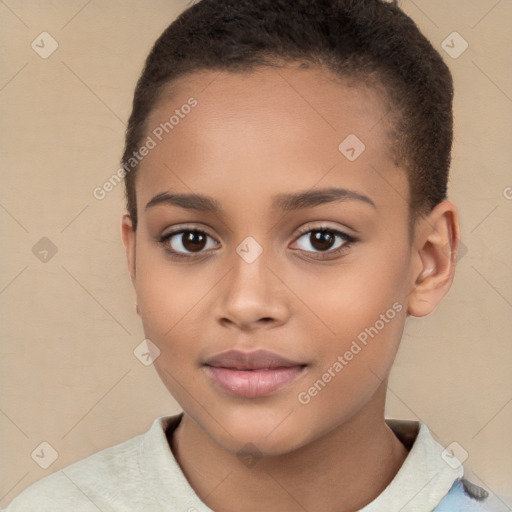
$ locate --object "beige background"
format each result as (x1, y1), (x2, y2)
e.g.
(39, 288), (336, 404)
(1, 0), (511, 508)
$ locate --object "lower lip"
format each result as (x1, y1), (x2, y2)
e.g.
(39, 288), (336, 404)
(205, 365), (306, 398)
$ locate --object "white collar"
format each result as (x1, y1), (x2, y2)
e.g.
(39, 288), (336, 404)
(360, 419), (463, 511)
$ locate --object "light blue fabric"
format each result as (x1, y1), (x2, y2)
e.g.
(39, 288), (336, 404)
(434, 480), (489, 512)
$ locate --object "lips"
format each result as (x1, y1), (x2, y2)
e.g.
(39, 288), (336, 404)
(203, 349), (307, 398)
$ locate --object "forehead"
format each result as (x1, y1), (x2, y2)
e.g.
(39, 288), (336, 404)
(136, 64), (407, 217)
(147, 64), (391, 144)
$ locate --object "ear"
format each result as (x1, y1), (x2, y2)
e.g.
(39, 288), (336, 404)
(121, 214), (136, 284)
(407, 200), (460, 317)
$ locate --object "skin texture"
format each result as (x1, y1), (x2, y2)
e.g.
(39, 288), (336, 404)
(121, 64), (460, 512)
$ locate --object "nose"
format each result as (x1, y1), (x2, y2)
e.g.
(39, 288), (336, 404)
(214, 248), (291, 332)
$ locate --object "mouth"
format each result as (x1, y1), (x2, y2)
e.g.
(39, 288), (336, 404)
(203, 349), (307, 398)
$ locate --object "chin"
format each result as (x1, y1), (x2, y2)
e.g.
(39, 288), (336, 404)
(221, 426), (312, 458)
(198, 402), (318, 457)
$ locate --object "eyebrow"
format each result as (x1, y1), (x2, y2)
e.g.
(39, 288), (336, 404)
(144, 187), (376, 213)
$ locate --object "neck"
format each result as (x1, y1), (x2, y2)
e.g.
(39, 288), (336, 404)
(169, 386), (408, 512)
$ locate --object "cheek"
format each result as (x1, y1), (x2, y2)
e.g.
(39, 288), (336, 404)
(134, 244), (214, 338)
(287, 246), (409, 395)
(134, 257), (207, 398)
(288, 249), (409, 338)
(293, 295), (406, 429)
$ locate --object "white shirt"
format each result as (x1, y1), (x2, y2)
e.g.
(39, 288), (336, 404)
(2, 414), (499, 511)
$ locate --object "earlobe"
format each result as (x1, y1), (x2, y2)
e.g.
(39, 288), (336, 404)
(407, 201), (460, 317)
(121, 214), (137, 284)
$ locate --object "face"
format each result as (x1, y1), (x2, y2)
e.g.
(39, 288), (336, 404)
(123, 64), (418, 456)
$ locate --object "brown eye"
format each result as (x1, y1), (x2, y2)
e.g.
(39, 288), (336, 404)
(160, 229), (219, 256)
(294, 227), (355, 255)
(309, 231), (337, 251)
(181, 231), (208, 252)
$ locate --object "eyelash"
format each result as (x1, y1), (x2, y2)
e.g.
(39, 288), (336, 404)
(158, 225), (357, 261)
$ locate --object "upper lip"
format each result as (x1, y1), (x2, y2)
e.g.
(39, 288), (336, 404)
(204, 349), (305, 370)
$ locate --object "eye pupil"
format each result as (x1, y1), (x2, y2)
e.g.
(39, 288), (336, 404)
(183, 231), (207, 252)
(311, 230), (335, 251)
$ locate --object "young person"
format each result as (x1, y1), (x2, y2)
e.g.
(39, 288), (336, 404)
(2, 0), (503, 510)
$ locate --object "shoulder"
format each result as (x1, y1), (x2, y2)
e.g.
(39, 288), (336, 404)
(2, 432), (145, 511)
(435, 478), (506, 512)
